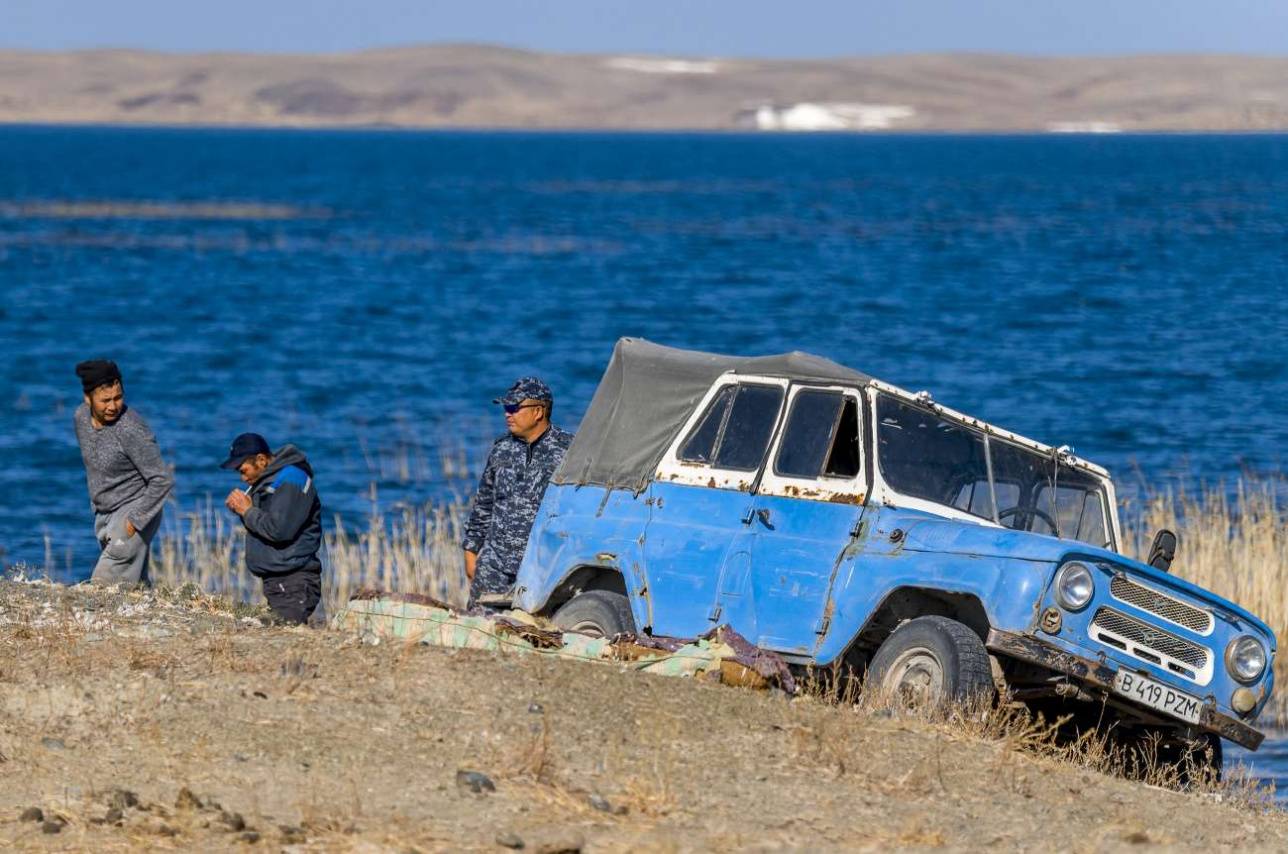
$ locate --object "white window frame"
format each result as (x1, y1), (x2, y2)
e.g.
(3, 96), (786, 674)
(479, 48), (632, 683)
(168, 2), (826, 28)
(655, 374), (789, 491)
(758, 384), (867, 504)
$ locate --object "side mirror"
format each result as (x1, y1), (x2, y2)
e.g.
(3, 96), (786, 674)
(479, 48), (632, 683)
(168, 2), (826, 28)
(1147, 529), (1178, 572)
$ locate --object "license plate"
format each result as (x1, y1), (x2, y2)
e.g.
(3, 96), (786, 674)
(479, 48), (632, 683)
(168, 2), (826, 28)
(1112, 670), (1203, 724)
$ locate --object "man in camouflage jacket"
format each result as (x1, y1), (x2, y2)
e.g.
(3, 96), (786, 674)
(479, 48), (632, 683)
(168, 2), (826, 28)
(462, 377), (573, 605)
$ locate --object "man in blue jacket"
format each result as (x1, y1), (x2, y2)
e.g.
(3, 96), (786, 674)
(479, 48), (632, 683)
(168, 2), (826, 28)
(222, 433), (323, 624)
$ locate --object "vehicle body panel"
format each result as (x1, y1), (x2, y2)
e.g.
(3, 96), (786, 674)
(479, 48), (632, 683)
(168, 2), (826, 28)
(638, 480), (753, 637)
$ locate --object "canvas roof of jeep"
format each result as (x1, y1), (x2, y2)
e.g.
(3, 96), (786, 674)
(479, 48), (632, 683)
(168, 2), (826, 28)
(554, 337), (873, 494)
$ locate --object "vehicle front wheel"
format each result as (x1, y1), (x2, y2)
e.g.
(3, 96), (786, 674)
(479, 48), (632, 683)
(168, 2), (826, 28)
(867, 615), (995, 709)
(551, 590), (636, 639)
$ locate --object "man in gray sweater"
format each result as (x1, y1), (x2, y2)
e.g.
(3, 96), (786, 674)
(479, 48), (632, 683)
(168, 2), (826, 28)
(73, 359), (173, 585)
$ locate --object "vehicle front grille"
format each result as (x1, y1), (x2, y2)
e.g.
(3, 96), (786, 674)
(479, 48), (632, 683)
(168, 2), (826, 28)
(1089, 607), (1212, 684)
(1109, 574), (1212, 635)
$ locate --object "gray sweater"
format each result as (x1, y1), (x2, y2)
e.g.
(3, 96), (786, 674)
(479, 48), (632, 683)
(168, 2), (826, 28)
(74, 403), (173, 529)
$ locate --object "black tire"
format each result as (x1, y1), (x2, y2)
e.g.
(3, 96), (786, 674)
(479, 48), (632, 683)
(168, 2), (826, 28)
(867, 615), (995, 709)
(551, 590), (635, 638)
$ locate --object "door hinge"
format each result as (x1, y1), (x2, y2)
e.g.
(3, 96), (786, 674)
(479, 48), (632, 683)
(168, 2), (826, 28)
(708, 604), (723, 622)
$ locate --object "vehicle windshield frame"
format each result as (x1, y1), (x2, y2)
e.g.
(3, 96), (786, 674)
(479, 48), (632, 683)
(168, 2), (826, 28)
(873, 391), (1115, 550)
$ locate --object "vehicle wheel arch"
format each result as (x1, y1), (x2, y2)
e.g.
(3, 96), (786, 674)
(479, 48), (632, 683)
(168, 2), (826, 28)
(540, 564), (629, 616)
(836, 586), (993, 674)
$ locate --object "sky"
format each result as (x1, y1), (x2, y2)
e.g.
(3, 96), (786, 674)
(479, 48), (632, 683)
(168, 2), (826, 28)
(5, 0), (1288, 57)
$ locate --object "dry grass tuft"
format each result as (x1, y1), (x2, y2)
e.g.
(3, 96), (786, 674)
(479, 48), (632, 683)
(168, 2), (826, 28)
(617, 776), (679, 818)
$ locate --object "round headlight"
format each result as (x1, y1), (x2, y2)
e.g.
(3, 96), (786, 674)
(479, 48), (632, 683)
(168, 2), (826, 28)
(1055, 562), (1095, 611)
(1225, 635), (1267, 683)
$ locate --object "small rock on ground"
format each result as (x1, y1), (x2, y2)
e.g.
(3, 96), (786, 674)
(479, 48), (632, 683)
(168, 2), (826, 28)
(496, 831), (525, 849)
(456, 769), (496, 795)
(587, 794), (626, 815)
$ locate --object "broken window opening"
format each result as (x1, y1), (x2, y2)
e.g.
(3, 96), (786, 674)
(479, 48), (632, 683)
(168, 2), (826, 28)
(823, 398), (861, 479)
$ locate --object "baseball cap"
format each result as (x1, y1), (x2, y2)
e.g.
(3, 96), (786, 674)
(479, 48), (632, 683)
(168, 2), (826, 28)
(493, 376), (553, 406)
(219, 433), (272, 469)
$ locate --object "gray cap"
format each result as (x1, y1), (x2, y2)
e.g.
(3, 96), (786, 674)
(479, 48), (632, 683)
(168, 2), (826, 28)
(494, 376), (553, 405)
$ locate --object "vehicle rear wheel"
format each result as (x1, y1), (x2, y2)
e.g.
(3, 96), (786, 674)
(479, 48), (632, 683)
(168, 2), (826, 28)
(552, 590), (635, 639)
(867, 615), (995, 709)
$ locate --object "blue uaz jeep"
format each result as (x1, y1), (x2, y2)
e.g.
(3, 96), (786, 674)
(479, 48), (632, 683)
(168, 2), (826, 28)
(511, 339), (1275, 763)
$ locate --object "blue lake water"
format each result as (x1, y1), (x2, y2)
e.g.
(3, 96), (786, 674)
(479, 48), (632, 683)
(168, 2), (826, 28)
(1229, 733), (1288, 798)
(4, 127), (1288, 569)
(1, 126), (1287, 786)
(4, 128), (1288, 573)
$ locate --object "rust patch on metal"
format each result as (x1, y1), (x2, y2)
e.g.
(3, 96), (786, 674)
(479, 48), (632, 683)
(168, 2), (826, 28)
(987, 628), (1114, 689)
(1200, 706), (1265, 750)
(815, 597), (837, 640)
(826, 492), (864, 505)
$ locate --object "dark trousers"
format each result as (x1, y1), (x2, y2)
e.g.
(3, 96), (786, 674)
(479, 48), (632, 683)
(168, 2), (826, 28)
(261, 569), (322, 625)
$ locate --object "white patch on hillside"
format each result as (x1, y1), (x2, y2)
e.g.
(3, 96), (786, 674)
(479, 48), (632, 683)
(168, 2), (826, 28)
(750, 102), (915, 131)
(606, 57), (720, 75)
(1046, 121), (1122, 134)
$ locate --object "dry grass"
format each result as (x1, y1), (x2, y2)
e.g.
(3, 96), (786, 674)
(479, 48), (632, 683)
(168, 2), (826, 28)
(149, 492), (470, 617)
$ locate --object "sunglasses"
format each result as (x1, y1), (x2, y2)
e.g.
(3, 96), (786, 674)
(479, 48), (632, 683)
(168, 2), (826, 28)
(502, 403), (544, 414)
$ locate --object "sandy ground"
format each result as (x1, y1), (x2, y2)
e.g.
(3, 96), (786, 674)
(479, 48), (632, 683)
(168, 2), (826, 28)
(1, 579), (1286, 852)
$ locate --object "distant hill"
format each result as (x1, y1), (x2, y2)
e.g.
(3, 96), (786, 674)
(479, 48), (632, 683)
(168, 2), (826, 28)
(2, 45), (1288, 131)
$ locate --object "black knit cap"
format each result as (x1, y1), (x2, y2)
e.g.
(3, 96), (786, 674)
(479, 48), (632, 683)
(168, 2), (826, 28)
(75, 359), (122, 394)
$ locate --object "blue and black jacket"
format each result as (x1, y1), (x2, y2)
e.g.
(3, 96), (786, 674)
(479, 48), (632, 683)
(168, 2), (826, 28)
(242, 444), (323, 578)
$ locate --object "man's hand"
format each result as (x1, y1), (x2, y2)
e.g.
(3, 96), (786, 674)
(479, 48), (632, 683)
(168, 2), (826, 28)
(124, 519), (136, 537)
(463, 549), (477, 581)
(225, 489), (252, 517)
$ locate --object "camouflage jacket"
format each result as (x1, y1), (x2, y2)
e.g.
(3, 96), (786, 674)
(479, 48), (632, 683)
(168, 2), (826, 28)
(463, 425), (574, 599)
